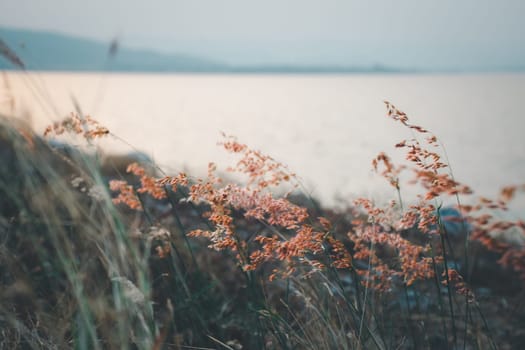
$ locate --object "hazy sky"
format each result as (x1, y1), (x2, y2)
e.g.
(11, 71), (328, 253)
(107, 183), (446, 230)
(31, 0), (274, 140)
(1, 0), (524, 69)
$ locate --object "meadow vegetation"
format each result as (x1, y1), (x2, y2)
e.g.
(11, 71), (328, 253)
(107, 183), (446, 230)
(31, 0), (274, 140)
(1, 46), (524, 349)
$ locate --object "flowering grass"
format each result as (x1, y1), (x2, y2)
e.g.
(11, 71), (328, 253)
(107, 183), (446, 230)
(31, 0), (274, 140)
(1, 78), (525, 349)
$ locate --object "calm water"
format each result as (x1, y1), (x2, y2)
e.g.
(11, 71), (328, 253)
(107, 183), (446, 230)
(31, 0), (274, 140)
(2, 72), (525, 213)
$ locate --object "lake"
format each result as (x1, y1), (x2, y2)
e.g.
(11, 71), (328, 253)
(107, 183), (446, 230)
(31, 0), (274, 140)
(2, 72), (525, 214)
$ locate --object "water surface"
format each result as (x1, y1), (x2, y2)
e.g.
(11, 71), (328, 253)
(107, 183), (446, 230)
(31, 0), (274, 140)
(2, 72), (524, 213)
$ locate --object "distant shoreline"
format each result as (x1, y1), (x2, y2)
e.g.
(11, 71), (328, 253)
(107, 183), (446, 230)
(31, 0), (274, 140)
(2, 27), (525, 75)
(2, 69), (524, 76)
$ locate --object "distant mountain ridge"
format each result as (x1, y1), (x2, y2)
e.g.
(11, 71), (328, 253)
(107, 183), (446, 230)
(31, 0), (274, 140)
(0, 27), (400, 73)
(0, 27), (227, 72)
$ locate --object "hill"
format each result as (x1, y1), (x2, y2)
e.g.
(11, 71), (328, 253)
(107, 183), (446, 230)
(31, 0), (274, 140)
(0, 27), (400, 73)
(0, 27), (227, 72)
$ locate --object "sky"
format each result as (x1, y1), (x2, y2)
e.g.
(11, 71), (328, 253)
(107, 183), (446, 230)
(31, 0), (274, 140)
(1, 0), (524, 70)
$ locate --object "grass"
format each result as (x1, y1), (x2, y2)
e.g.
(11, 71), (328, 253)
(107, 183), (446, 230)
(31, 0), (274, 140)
(0, 70), (525, 349)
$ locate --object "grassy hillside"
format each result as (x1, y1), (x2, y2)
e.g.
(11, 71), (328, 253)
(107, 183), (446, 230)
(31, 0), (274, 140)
(0, 103), (524, 348)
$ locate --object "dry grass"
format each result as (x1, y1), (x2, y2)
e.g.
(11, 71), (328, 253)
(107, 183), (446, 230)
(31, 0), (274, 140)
(0, 69), (524, 348)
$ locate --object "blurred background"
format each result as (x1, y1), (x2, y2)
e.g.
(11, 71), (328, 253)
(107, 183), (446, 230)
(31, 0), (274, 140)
(1, 0), (524, 211)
